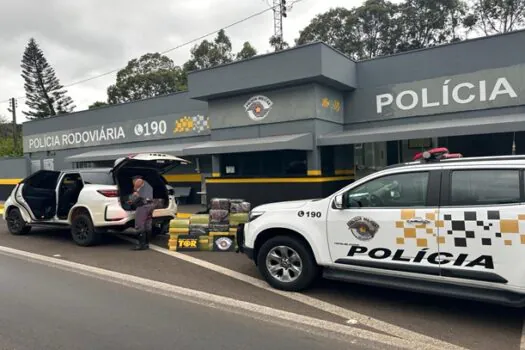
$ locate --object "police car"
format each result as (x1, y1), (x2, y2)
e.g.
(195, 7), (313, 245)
(237, 148), (525, 307)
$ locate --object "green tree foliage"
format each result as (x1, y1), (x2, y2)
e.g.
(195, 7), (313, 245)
(296, 0), (468, 60)
(236, 41), (258, 60)
(88, 101), (109, 109)
(0, 117), (22, 157)
(20, 38), (75, 120)
(396, 0), (468, 51)
(269, 35), (290, 52)
(107, 52), (186, 104)
(352, 0), (400, 58)
(464, 0), (525, 34)
(0, 138), (23, 157)
(184, 29), (234, 71)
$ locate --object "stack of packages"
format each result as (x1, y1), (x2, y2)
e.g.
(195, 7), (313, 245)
(209, 198), (230, 238)
(168, 218), (190, 251)
(189, 214), (210, 251)
(229, 199), (250, 235)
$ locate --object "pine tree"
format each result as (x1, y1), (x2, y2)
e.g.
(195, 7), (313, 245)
(20, 38), (75, 119)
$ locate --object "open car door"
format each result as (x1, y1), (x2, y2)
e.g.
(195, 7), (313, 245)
(16, 170), (61, 220)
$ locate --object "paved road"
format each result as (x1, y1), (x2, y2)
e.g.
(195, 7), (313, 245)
(0, 221), (524, 349)
(0, 222), (349, 325)
(0, 252), (369, 350)
(178, 250), (525, 350)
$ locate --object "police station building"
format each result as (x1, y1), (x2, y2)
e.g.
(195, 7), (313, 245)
(3, 29), (525, 207)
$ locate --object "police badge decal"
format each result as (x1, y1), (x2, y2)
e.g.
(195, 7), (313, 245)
(346, 216), (380, 241)
(244, 95), (273, 121)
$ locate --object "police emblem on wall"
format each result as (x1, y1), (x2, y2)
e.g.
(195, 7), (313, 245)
(244, 95), (273, 121)
(347, 216), (380, 241)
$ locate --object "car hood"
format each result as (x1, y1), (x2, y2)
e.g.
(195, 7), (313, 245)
(254, 199), (316, 212)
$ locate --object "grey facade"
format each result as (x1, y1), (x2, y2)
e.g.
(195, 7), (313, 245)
(3, 29), (525, 206)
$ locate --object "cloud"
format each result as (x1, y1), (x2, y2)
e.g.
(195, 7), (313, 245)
(0, 0), (371, 122)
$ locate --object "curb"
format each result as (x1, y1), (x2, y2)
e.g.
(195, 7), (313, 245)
(0, 209), (190, 218)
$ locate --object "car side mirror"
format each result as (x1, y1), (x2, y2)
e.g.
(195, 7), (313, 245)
(334, 194), (344, 209)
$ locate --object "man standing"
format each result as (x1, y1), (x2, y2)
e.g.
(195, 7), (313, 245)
(129, 176), (155, 250)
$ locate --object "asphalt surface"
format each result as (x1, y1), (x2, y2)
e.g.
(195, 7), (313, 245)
(184, 251), (525, 350)
(0, 253), (364, 350)
(0, 220), (523, 349)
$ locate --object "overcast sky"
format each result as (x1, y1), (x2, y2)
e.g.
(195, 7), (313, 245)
(0, 0), (385, 123)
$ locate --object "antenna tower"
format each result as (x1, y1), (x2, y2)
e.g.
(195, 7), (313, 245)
(272, 0), (287, 49)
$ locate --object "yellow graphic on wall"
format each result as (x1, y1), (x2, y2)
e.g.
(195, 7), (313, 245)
(173, 115), (210, 134)
(321, 97), (341, 113)
(332, 99), (341, 112)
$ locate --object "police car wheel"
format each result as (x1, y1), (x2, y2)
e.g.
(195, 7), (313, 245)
(257, 236), (318, 292)
(71, 214), (101, 247)
(6, 208), (31, 235)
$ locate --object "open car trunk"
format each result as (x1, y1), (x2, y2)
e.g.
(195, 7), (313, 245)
(112, 153), (190, 211)
(117, 168), (170, 210)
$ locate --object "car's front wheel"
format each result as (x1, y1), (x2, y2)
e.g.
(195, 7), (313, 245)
(257, 235), (319, 292)
(71, 213), (101, 247)
(6, 208), (31, 235)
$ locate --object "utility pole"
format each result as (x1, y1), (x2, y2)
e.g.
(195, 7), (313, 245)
(273, 0), (287, 50)
(9, 98), (17, 152)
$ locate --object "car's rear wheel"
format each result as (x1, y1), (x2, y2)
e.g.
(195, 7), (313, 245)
(6, 208), (31, 235)
(257, 235), (319, 292)
(71, 213), (101, 247)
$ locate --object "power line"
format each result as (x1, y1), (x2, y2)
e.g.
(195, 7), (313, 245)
(1, 0), (304, 106)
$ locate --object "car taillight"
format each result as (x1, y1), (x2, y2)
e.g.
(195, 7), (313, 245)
(97, 189), (119, 197)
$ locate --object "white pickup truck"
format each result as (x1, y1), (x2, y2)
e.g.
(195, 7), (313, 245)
(236, 154), (525, 307)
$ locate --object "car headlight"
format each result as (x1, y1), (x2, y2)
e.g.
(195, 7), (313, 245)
(249, 211), (265, 222)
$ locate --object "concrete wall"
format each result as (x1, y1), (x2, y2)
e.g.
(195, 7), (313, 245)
(22, 92), (209, 153)
(345, 29), (525, 125)
(207, 83), (344, 131)
(26, 134), (212, 171)
(188, 42), (356, 101)
(0, 157), (29, 179)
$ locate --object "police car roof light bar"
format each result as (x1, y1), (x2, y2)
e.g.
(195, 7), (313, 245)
(413, 147), (458, 163)
(386, 153), (525, 170)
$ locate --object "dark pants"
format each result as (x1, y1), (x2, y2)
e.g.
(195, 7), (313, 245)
(135, 203), (155, 248)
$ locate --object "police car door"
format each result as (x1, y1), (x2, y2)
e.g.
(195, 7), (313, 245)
(437, 166), (523, 287)
(327, 169), (443, 277)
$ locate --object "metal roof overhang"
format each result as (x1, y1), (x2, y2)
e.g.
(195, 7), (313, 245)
(182, 133), (314, 156)
(65, 143), (196, 162)
(317, 113), (525, 146)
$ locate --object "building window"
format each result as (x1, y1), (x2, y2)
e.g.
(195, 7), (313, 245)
(221, 151), (307, 177)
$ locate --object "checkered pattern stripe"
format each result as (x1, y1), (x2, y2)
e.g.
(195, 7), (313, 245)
(441, 210), (525, 248)
(173, 115), (210, 134)
(395, 209), (443, 249)
(394, 209), (525, 249)
(174, 116), (194, 133)
(192, 115), (209, 133)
